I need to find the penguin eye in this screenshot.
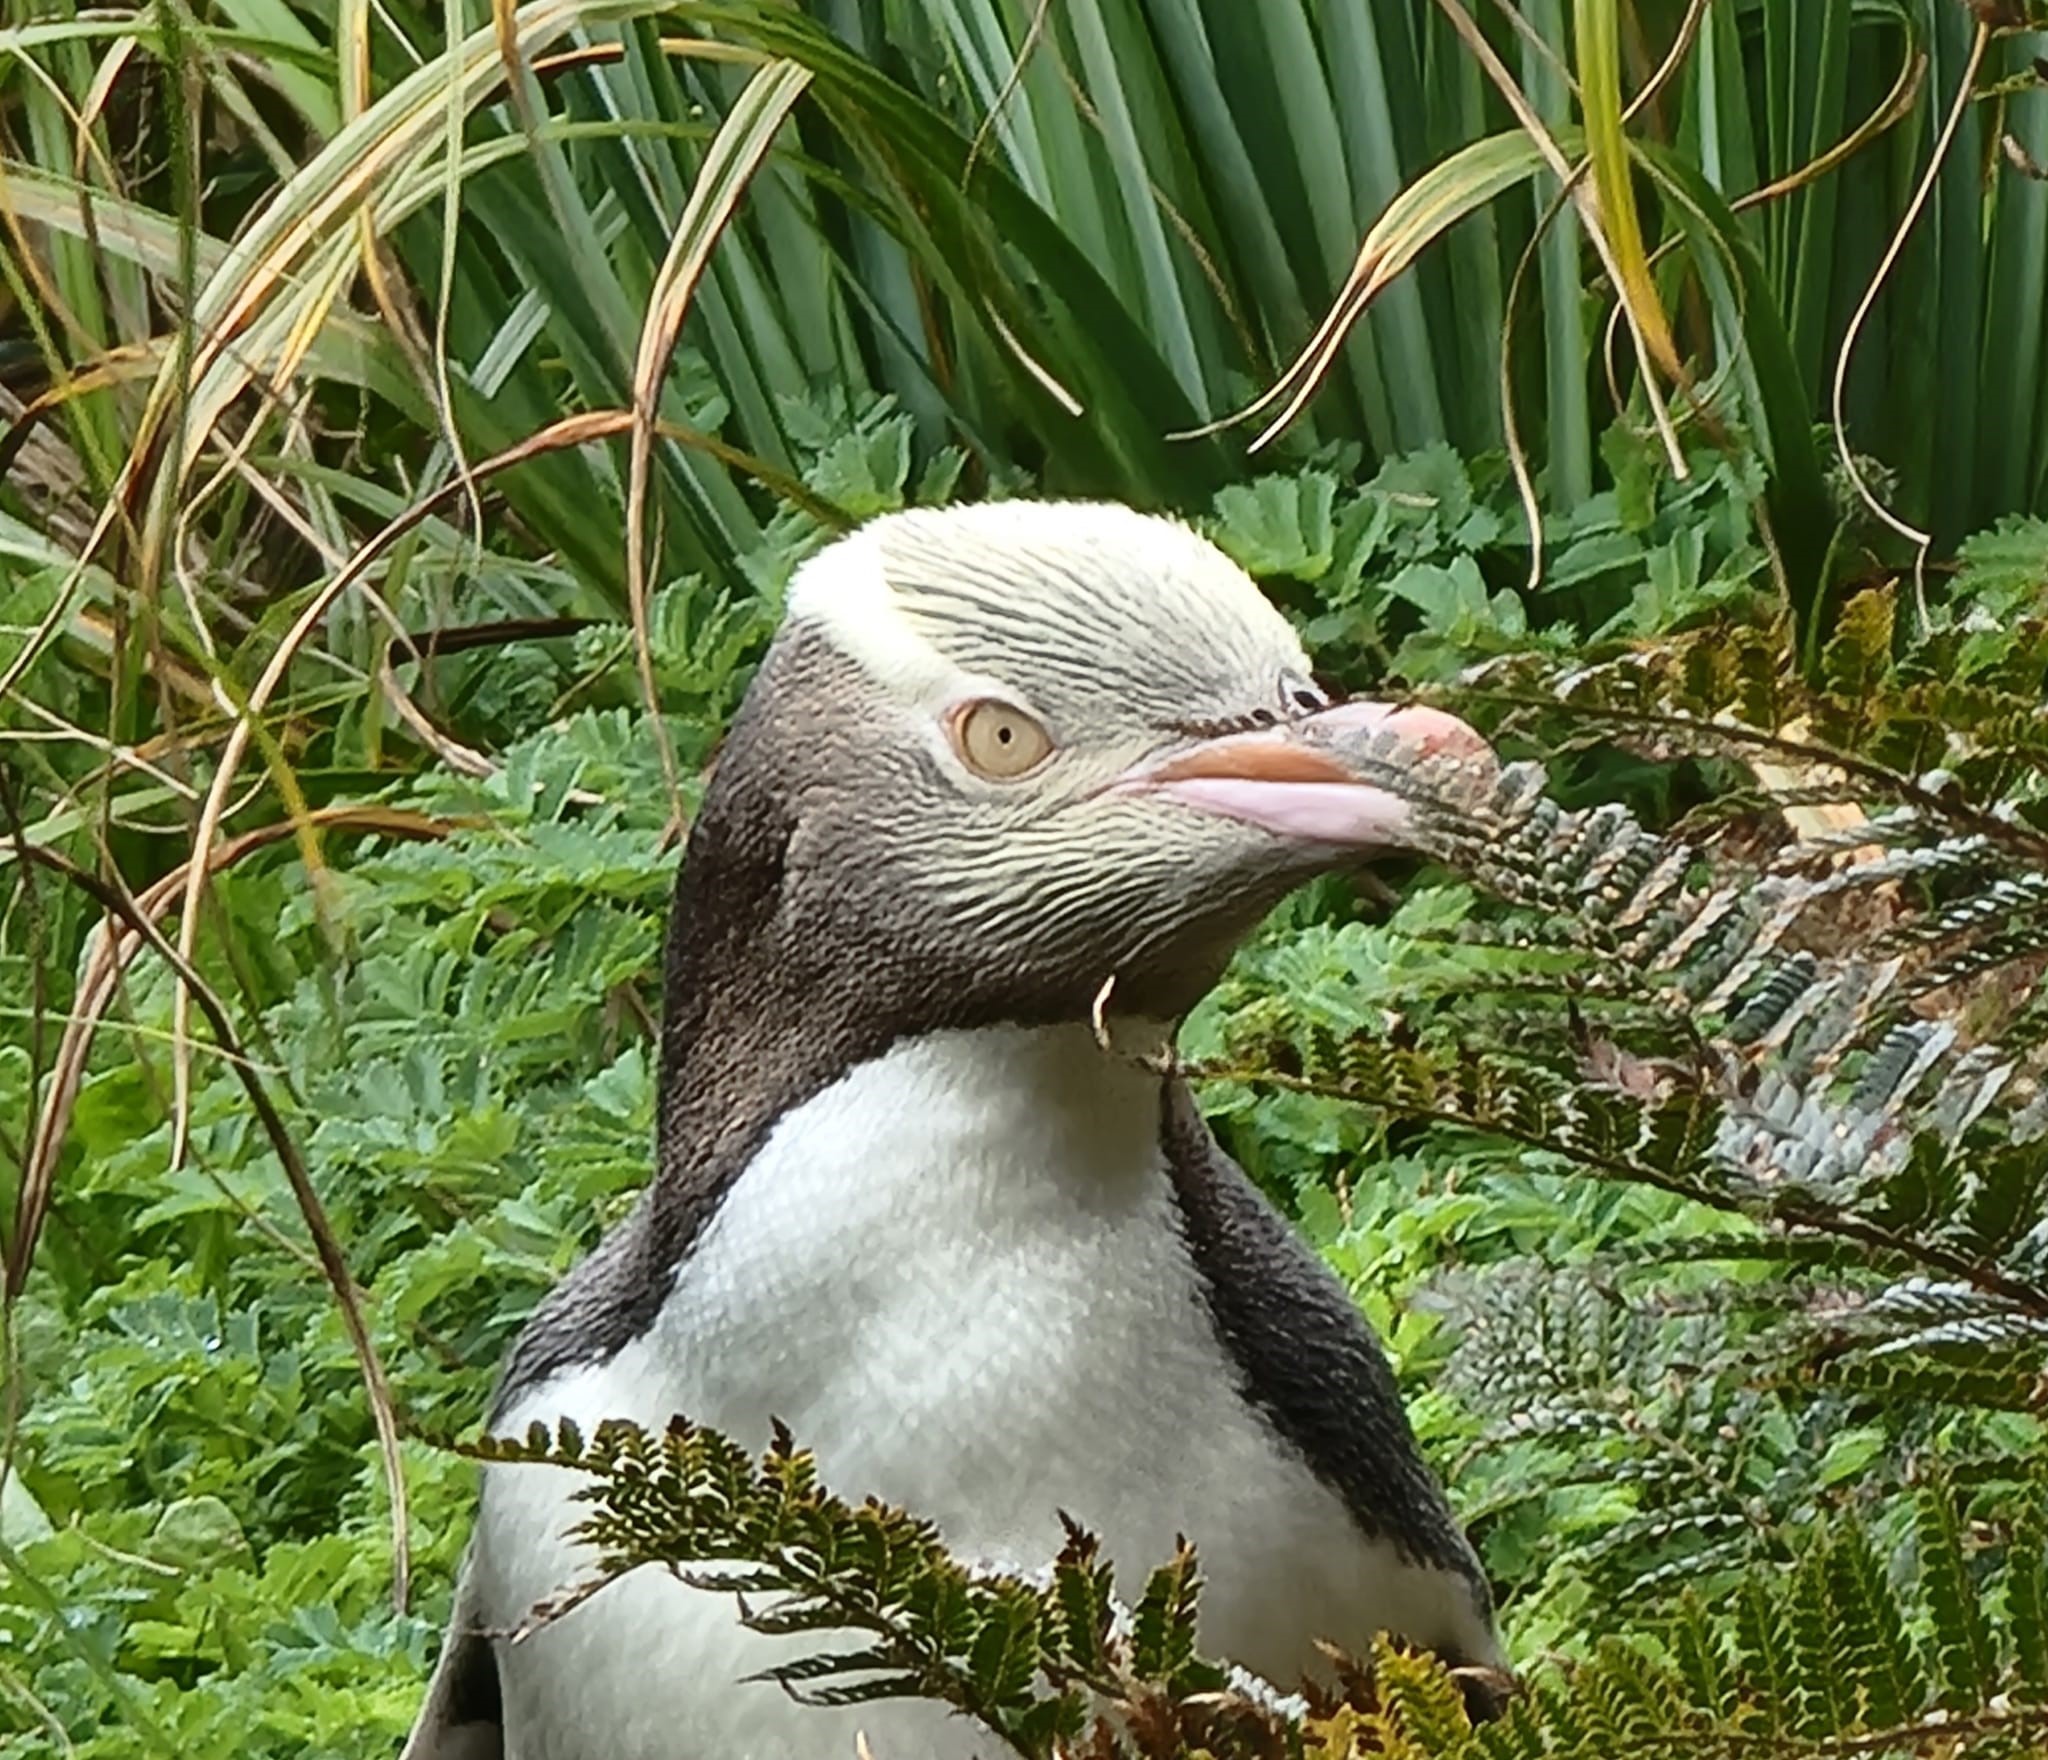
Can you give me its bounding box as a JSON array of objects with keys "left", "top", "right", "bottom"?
[{"left": 950, "top": 698, "right": 1055, "bottom": 780}]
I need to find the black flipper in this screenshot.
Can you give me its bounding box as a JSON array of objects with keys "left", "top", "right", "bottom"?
[
  {"left": 401, "top": 1560, "right": 504, "bottom": 1760},
  {"left": 1158, "top": 1079, "right": 1498, "bottom": 1659}
]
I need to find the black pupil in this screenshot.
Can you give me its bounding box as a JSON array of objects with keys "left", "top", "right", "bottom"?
[
  {"left": 1292, "top": 687, "right": 1322, "bottom": 711},
  {"left": 997, "top": 725, "right": 1012, "bottom": 743}
]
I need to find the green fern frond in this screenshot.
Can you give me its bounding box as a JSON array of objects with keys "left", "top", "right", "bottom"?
[
  {"left": 1369, "top": 1635, "right": 1482, "bottom": 1754},
  {"left": 460, "top": 1416, "right": 1096, "bottom": 1754},
  {"left": 2002, "top": 1473, "right": 2048, "bottom": 1700},
  {"left": 1819, "top": 1522, "right": 1925, "bottom": 1731},
  {"left": 1916, "top": 1469, "right": 1999, "bottom": 1717},
  {"left": 1202, "top": 713, "right": 2048, "bottom": 1442},
  {"left": 1732, "top": 1574, "right": 1801, "bottom": 1736}
]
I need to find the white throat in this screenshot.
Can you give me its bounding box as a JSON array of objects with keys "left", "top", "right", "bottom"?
[{"left": 633, "top": 1019, "right": 1178, "bottom": 1496}]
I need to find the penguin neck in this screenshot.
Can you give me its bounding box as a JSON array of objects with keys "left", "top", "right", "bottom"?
[
  {"left": 656, "top": 959, "right": 1178, "bottom": 1195},
  {"left": 773, "top": 1021, "right": 1178, "bottom": 1220},
  {"left": 644, "top": 800, "right": 1183, "bottom": 1264}
]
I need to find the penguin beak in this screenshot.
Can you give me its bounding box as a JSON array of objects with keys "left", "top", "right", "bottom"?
[{"left": 1121, "top": 701, "right": 1494, "bottom": 850}]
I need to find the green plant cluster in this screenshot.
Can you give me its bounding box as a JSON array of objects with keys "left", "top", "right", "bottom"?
[
  {"left": 6, "top": 0, "right": 2048, "bottom": 1754},
  {"left": 3, "top": 471, "right": 2042, "bottom": 1759}
]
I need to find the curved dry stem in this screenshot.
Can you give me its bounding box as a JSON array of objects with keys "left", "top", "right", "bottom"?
[
  {"left": 1830, "top": 24, "right": 1988, "bottom": 597},
  {"left": 1431, "top": 0, "right": 1686, "bottom": 476},
  {"left": 963, "top": 0, "right": 1056, "bottom": 195},
  {"left": 1047, "top": 44, "right": 1257, "bottom": 370},
  {"left": 1733, "top": 45, "right": 1928, "bottom": 215},
  {"left": 1498, "top": 178, "right": 1577, "bottom": 595},
  {"left": 986, "top": 306, "right": 1086, "bottom": 417},
  {"left": 624, "top": 57, "right": 813, "bottom": 824},
  {"left": 1485, "top": 0, "right": 1578, "bottom": 103},
  {"left": 1493, "top": 0, "right": 1708, "bottom": 588},
  {"left": 0, "top": 56, "right": 122, "bottom": 354},
  {"left": 1625, "top": 0, "right": 1711, "bottom": 129},
  {"left": 0, "top": 338, "right": 162, "bottom": 474},
  {"left": 1246, "top": 283, "right": 1374, "bottom": 453},
  {"left": 75, "top": 38, "right": 140, "bottom": 194},
  {"left": 375, "top": 616, "right": 603, "bottom": 783},
  {"left": 2, "top": 695, "right": 200, "bottom": 799},
  {"left": 376, "top": 643, "right": 498, "bottom": 780}
]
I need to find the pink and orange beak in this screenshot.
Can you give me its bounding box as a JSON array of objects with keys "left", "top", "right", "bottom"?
[{"left": 1120, "top": 700, "right": 1494, "bottom": 850}]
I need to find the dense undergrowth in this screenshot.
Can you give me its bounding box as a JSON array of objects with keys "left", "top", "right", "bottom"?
[
  {"left": 5, "top": 439, "right": 2045, "bottom": 1756},
  {"left": 4, "top": 0, "right": 2048, "bottom": 1755}
]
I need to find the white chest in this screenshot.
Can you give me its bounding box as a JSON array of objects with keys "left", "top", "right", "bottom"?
[{"left": 472, "top": 1025, "right": 1476, "bottom": 1760}]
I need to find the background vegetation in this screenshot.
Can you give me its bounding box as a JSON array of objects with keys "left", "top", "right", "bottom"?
[{"left": 2, "top": 0, "right": 2046, "bottom": 1753}]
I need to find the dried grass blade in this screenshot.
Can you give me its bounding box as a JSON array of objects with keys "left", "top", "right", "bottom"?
[
  {"left": 625, "top": 56, "right": 812, "bottom": 822},
  {"left": 1180, "top": 132, "right": 1547, "bottom": 447},
  {"left": 1575, "top": 0, "right": 1681, "bottom": 379},
  {"left": 1830, "top": 21, "right": 1991, "bottom": 568}
]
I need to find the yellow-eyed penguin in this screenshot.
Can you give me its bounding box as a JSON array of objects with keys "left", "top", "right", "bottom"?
[{"left": 404, "top": 502, "right": 1504, "bottom": 1760}]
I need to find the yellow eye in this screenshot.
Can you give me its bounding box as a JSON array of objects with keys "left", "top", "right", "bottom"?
[{"left": 951, "top": 698, "right": 1054, "bottom": 780}]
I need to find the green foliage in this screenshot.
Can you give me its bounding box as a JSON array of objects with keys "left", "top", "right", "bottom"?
[
  {"left": 7, "top": 0, "right": 2048, "bottom": 1754},
  {"left": 4, "top": 466, "right": 2044, "bottom": 1752},
  {"left": 6, "top": 0, "right": 2047, "bottom": 709},
  {"left": 0, "top": 702, "right": 687, "bottom": 1753}
]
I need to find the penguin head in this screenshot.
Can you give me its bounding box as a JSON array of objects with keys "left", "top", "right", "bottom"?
[{"left": 686, "top": 500, "right": 1493, "bottom": 1025}]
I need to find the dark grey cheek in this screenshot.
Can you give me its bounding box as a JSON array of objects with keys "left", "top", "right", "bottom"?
[
  {"left": 1077, "top": 831, "right": 1351, "bottom": 1011},
  {"left": 821, "top": 829, "right": 1296, "bottom": 1024},
  {"left": 1096, "top": 870, "right": 1304, "bottom": 1015}
]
